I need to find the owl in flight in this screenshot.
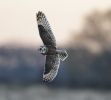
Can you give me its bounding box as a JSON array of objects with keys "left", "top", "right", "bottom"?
[{"left": 36, "top": 11, "right": 68, "bottom": 82}]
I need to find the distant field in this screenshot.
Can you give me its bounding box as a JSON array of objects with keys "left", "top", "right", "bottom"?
[{"left": 0, "top": 85, "right": 110, "bottom": 100}]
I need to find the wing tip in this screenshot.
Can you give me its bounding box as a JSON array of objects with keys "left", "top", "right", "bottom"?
[
  {"left": 43, "top": 73, "right": 53, "bottom": 82},
  {"left": 36, "top": 11, "right": 45, "bottom": 21},
  {"left": 43, "top": 70, "right": 58, "bottom": 82}
]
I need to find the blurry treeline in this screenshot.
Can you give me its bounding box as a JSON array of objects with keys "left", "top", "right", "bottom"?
[
  {"left": 0, "top": 10, "right": 111, "bottom": 89},
  {"left": 68, "top": 10, "right": 111, "bottom": 89}
]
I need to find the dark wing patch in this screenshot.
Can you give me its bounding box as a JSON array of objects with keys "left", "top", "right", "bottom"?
[
  {"left": 37, "top": 11, "right": 56, "bottom": 47},
  {"left": 43, "top": 54, "right": 60, "bottom": 82},
  {"left": 38, "top": 25, "right": 56, "bottom": 47}
]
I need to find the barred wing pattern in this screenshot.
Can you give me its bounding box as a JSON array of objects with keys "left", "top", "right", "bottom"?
[
  {"left": 43, "top": 54, "right": 60, "bottom": 82},
  {"left": 37, "top": 11, "right": 56, "bottom": 47}
]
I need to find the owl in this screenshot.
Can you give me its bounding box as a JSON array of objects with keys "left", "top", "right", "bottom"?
[{"left": 36, "top": 11, "right": 68, "bottom": 82}]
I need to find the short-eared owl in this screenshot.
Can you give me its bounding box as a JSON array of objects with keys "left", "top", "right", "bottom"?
[{"left": 36, "top": 11, "right": 68, "bottom": 82}]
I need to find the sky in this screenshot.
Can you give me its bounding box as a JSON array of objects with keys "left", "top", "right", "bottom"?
[{"left": 0, "top": 0, "right": 111, "bottom": 47}]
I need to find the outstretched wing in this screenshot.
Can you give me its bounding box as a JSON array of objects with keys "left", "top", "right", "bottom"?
[
  {"left": 43, "top": 54, "right": 60, "bottom": 82},
  {"left": 36, "top": 11, "right": 56, "bottom": 47}
]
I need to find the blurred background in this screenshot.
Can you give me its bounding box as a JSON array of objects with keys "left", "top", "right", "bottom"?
[{"left": 0, "top": 0, "right": 111, "bottom": 100}]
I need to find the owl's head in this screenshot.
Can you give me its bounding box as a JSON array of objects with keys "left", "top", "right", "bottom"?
[{"left": 39, "top": 46, "right": 48, "bottom": 55}]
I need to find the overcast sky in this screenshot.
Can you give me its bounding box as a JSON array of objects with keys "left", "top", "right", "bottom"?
[{"left": 0, "top": 0, "right": 111, "bottom": 47}]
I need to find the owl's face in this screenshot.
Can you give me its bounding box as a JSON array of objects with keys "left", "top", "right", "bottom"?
[{"left": 39, "top": 46, "right": 48, "bottom": 55}]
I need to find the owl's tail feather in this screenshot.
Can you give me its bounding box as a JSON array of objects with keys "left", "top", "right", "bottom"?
[{"left": 57, "top": 50, "right": 68, "bottom": 61}]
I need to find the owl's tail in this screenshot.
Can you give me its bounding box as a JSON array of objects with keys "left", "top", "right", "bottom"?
[{"left": 57, "top": 50, "right": 68, "bottom": 61}]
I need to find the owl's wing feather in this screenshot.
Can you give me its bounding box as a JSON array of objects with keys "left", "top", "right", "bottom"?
[
  {"left": 37, "top": 11, "right": 56, "bottom": 47},
  {"left": 43, "top": 54, "right": 60, "bottom": 82}
]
